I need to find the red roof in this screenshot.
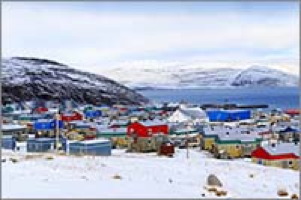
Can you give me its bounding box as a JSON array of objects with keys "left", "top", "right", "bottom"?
[
  {"left": 251, "top": 147, "right": 299, "bottom": 160},
  {"left": 284, "top": 109, "right": 300, "bottom": 115},
  {"left": 35, "top": 107, "right": 48, "bottom": 113}
]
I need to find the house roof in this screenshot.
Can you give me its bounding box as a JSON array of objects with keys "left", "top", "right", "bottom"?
[
  {"left": 279, "top": 127, "right": 298, "bottom": 133},
  {"left": 179, "top": 106, "right": 207, "bottom": 118},
  {"left": 252, "top": 143, "right": 300, "bottom": 159},
  {"left": 138, "top": 120, "right": 167, "bottom": 127},
  {"left": 2, "top": 124, "right": 27, "bottom": 131},
  {"left": 77, "top": 138, "right": 110, "bottom": 144},
  {"left": 263, "top": 142, "right": 299, "bottom": 157}
]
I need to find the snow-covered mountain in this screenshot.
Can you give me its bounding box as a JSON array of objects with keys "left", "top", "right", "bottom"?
[
  {"left": 99, "top": 64, "right": 298, "bottom": 89},
  {"left": 2, "top": 57, "right": 149, "bottom": 105}
]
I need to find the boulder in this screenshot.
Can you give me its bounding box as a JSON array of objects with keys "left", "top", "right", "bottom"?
[
  {"left": 277, "top": 188, "right": 288, "bottom": 197},
  {"left": 207, "top": 174, "right": 223, "bottom": 187}
]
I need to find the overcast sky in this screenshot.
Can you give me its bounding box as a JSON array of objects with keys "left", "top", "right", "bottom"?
[{"left": 3, "top": 2, "right": 299, "bottom": 73}]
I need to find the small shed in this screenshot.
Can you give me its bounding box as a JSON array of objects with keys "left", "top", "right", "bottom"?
[{"left": 68, "top": 139, "right": 111, "bottom": 156}]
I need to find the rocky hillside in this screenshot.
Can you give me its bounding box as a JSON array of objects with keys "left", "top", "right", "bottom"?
[{"left": 2, "top": 57, "right": 149, "bottom": 105}]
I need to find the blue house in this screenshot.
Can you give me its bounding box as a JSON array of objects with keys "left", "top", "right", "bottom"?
[
  {"left": 34, "top": 119, "right": 64, "bottom": 130},
  {"left": 2, "top": 136, "right": 16, "bottom": 150},
  {"left": 27, "top": 137, "right": 67, "bottom": 152},
  {"left": 68, "top": 139, "right": 111, "bottom": 156},
  {"left": 206, "top": 110, "right": 251, "bottom": 122},
  {"left": 84, "top": 110, "right": 102, "bottom": 119}
]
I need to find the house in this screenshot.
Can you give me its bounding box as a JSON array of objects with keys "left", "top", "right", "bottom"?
[
  {"left": 2, "top": 136, "right": 16, "bottom": 150},
  {"left": 95, "top": 126, "right": 128, "bottom": 148},
  {"left": 68, "top": 138, "right": 111, "bottom": 156},
  {"left": 109, "top": 119, "right": 129, "bottom": 128},
  {"left": 129, "top": 111, "right": 149, "bottom": 122},
  {"left": 206, "top": 110, "right": 251, "bottom": 122},
  {"left": 96, "top": 127, "right": 127, "bottom": 138},
  {"left": 127, "top": 120, "right": 169, "bottom": 138},
  {"left": 212, "top": 133, "right": 262, "bottom": 159},
  {"left": 276, "top": 127, "right": 299, "bottom": 142},
  {"left": 251, "top": 142, "right": 300, "bottom": 170},
  {"left": 27, "top": 137, "right": 67, "bottom": 152},
  {"left": 84, "top": 110, "right": 102, "bottom": 119},
  {"left": 168, "top": 104, "right": 209, "bottom": 124},
  {"left": 199, "top": 124, "right": 236, "bottom": 151},
  {"left": 127, "top": 121, "right": 170, "bottom": 153},
  {"left": 33, "top": 119, "right": 64, "bottom": 138},
  {"left": 2, "top": 124, "right": 27, "bottom": 141},
  {"left": 170, "top": 127, "right": 199, "bottom": 136},
  {"left": 18, "top": 113, "right": 52, "bottom": 124},
  {"left": 33, "top": 107, "right": 49, "bottom": 114},
  {"left": 68, "top": 120, "right": 93, "bottom": 130},
  {"left": 61, "top": 112, "right": 83, "bottom": 122},
  {"left": 200, "top": 124, "right": 263, "bottom": 157},
  {"left": 284, "top": 109, "right": 300, "bottom": 117}
]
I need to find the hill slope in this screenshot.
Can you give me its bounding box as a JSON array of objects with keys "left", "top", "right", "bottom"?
[
  {"left": 2, "top": 57, "right": 149, "bottom": 105},
  {"left": 98, "top": 64, "right": 298, "bottom": 89}
]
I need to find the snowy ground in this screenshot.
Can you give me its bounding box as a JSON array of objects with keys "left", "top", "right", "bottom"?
[{"left": 2, "top": 148, "right": 299, "bottom": 198}]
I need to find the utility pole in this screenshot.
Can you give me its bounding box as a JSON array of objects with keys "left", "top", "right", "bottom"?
[
  {"left": 186, "top": 131, "right": 189, "bottom": 159},
  {"left": 55, "top": 113, "right": 60, "bottom": 153}
]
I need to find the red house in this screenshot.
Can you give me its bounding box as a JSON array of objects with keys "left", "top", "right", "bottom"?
[
  {"left": 127, "top": 121, "right": 169, "bottom": 138},
  {"left": 61, "top": 112, "right": 83, "bottom": 122},
  {"left": 284, "top": 109, "right": 300, "bottom": 116},
  {"left": 34, "top": 107, "right": 48, "bottom": 114},
  {"left": 251, "top": 143, "right": 299, "bottom": 170}
]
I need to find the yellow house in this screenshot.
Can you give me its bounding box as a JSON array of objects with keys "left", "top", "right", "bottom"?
[
  {"left": 200, "top": 131, "right": 218, "bottom": 151},
  {"left": 212, "top": 133, "right": 262, "bottom": 159}
]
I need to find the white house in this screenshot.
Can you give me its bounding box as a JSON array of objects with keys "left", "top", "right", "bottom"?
[{"left": 167, "top": 104, "right": 209, "bottom": 124}]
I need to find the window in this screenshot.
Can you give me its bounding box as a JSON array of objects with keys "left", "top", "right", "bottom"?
[
  {"left": 288, "top": 161, "right": 293, "bottom": 166},
  {"left": 236, "top": 145, "right": 240, "bottom": 149}
]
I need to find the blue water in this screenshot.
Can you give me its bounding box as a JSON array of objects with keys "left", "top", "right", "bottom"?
[{"left": 139, "top": 87, "right": 299, "bottom": 110}]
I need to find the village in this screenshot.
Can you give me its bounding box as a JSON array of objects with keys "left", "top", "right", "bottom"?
[
  {"left": 2, "top": 100, "right": 300, "bottom": 170},
  {"left": 2, "top": 100, "right": 300, "bottom": 198}
]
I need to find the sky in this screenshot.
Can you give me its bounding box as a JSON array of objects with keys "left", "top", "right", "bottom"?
[{"left": 2, "top": 2, "right": 299, "bottom": 74}]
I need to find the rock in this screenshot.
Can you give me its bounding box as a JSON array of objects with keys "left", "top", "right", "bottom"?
[
  {"left": 207, "top": 174, "right": 223, "bottom": 187},
  {"left": 249, "top": 174, "right": 254, "bottom": 178},
  {"left": 277, "top": 188, "right": 289, "bottom": 197},
  {"left": 2, "top": 159, "right": 6, "bottom": 163},
  {"left": 112, "top": 174, "right": 122, "bottom": 180},
  {"left": 9, "top": 158, "right": 18, "bottom": 163},
  {"left": 291, "top": 194, "right": 298, "bottom": 200},
  {"left": 45, "top": 156, "right": 54, "bottom": 160},
  {"left": 207, "top": 187, "right": 218, "bottom": 192},
  {"left": 216, "top": 190, "right": 227, "bottom": 196}
]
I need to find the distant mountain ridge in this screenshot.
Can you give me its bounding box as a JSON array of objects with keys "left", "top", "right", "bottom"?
[
  {"left": 98, "top": 64, "right": 298, "bottom": 89},
  {"left": 2, "top": 57, "right": 149, "bottom": 105}
]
